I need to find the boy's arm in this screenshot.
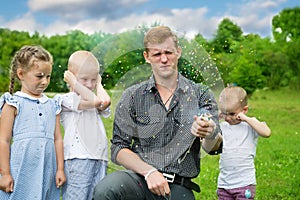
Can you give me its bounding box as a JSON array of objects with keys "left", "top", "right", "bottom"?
[
  {"left": 238, "top": 113, "right": 271, "bottom": 138},
  {"left": 64, "top": 70, "right": 102, "bottom": 110},
  {"left": 96, "top": 75, "right": 111, "bottom": 111}
]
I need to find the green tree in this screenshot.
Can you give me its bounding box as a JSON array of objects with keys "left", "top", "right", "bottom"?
[
  {"left": 215, "top": 34, "right": 267, "bottom": 95},
  {"left": 0, "top": 29, "right": 42, "bottom": 92},
  {"left": 210, "top": 18, "right": 243, "bottom": 53},
  {"left": 272, "top": 7, "right": 300, "bottom": 42},
  {"left": 92, "top": 28, "right": 146, "bottom": 90},
  {"left": 43, "top": 30, "right": 111, "bottom": 92},
  {"left": 285, "top": 37, "right": 300, "bottom": 89},
  {"left": 272, "top": 7, "right": 300, "bottom": 90}
]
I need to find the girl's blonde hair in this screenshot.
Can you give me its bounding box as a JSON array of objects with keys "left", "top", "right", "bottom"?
[{"left": 9, "top": 45, "right": 53, "bottom": 94}]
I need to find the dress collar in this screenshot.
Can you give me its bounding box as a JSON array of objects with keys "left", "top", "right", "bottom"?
[{"left": 15, "top": 91, "right": 49, "bottom": 103}]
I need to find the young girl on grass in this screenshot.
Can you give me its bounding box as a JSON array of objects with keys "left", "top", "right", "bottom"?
[
  {"left": 59, "top": 50, "right": 111, "bottom": 200},
  {"left": 0, "top": 45, "right": 66, "bottom": 199}
]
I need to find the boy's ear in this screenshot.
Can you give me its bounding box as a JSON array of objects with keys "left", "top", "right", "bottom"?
[{"left": 243, "top": 105, "right": 249, "bottom": 113}]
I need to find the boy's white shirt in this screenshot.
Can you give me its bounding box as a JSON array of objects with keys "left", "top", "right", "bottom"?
[
  {"left": 218, "top": 121, "right": 259, "bottom": 189},
  {"left": 60, "top": 92, "right": 110, "bottom": 161}
]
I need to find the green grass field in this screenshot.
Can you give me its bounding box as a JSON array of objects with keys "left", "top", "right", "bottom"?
[{"left": 102, "top": 87, "right": 300, "bottom": 200}]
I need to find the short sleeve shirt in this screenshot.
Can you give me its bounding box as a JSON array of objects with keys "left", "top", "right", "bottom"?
[
  {"left": 218, "top": 121, "right": 259, "bottom": 189},
  {"left": 60, "top": 92, "right": 109, "bottom": 161}
]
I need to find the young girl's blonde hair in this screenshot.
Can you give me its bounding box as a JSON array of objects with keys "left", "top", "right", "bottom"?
[{"left": 9, "top": 45, "right": 53, "bottom": 94}]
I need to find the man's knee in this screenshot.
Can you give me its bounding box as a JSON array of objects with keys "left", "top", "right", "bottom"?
[
  {"left": 93, "top": 182, "right": 109, "bottom": 199},
  {"left": 93, "top": 174, "right": 115, "bottom": 199},
  {"left": 93, "top": 171, "right": 128, "bottom": 200}
]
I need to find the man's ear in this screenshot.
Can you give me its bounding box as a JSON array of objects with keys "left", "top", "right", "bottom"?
[
  {"left": 143, "top": 51, "right": 150, "bottom": 63},
  {"left": 177, "top": 46, "right": 182, "bottom": 59},
  {"left": 16, "top": 68, "right": 24, "bottom": 80}
]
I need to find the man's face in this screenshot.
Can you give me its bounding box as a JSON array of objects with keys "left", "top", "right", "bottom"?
[{"left": 143, "top": 37, "right": 181, "bottom": 79}]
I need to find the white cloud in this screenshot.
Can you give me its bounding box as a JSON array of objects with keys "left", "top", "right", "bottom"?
[
  {"left": 24, "top": 7, "right": 217, "bottom": 39},
  {"left": 228, "top": 14, "right": 273, "bottom": 36},
  {"left": 28, "top": 0, "right": 148, "bottom": 21},
  {"left": 219, "top": 0, "right": 286, "bottom": 37},
  {"left": 29, "top": 0, "right": 92, "bottom": 11},
  {"left": 2, "top": 13, "right": 41, "bottom": 33},
  {"left": 1, "top": 0, "right": 288, "bottom": 39},
  {"left": 28, "top": 0, "right": 147, "bottom": 11},
  {"left": 260, "top": 1, "right": 278, "bottom": 9}
]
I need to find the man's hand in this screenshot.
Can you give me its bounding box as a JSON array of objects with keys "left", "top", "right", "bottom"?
[
  {"left": 145, "top": 171, "right": 170, "bottom": 197},
  {"left": 191, "top": 114, "right": 216, "bottom": 139}
]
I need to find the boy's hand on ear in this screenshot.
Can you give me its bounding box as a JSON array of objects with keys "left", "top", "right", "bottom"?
[{"left": 64, "top": 70, "right": 77, "bottom": 88}]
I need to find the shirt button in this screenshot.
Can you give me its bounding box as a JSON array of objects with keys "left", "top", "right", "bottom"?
[
  {"left": 39, "top": 113, "right": 42, "bottom": 116},
  {"left": 37, "top": 101, "right": 40, "bottom": 104}
]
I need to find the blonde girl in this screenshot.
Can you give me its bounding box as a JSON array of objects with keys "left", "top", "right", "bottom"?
[{"left": 0, "top": 45, "right": 66, "bottom": 199}]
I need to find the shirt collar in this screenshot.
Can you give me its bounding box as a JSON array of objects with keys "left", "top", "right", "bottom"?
[
  {"left": 15, "top": 91, "right": 49, "bottom": 103},
  {"left": 145, "top": 73, "right": 191, "bottom": 94}
]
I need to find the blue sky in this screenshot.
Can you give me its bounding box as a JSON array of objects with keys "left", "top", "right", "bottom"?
[{"left": 0, "top": 0, "right": 299, "bottom": 39}]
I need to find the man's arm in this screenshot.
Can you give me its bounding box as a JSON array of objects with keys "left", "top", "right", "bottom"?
[
  {"left": 116, "top": 148, "right": 170, "bottom": 196},
  {"left": 201, "top": 132, "right": 223, "bottom": 155},
  {"left": 116, "top": 148, "right": 155, "bottom": 177},
  {"left": 191, "top": 86, "right": 221, "bottom": 140},
  {"left": 111, "top": 88, "right": 170, "bottom": 197}
]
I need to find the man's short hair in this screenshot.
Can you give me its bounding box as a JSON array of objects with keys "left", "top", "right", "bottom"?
[{"left": 143, "top": 26, "right": 178, "bottom": 52}]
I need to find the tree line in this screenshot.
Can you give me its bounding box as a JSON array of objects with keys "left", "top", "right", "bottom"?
[{"left": 0, "top": 7, "right": 299, "bottom": 95}]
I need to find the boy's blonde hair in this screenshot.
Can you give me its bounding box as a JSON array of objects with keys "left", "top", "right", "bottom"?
[
  {"left": 67, "top": 50, "right": 100, "bottom": 74},
  {"left": 219, "top": 86, "right": 248, "bottom": 108}
]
